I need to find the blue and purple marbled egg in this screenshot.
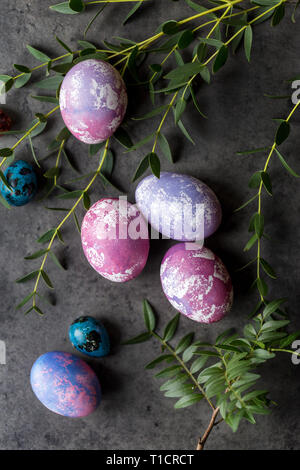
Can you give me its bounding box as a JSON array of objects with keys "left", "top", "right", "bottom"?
[
  {"left": 69, "top": 316, "right": 110, "bottom": 358},
  {"left": 81, "top": 198, "right": 149, "bottom": 282},
  {"left": 0, "top": 160, "right": 37, "bottom": 206},
  {"left": 30, "top": 351, "right": 101, "bottom": 418},
  {"left": 160, "top": 243, "right": 233, "bottom": 324},
  {"left": 59, "top": 59, "right": 127, "bottom": 144},
  {"left": 135, "top": 172, "right": 222, "bottom": 241}
]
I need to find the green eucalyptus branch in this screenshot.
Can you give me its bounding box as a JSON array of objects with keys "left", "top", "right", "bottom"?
[
  {"left": 50, "top": 0, "right": 147, "bottom": 17},
  {"left": 129, "top": 0, "right": 288, "bottom": 181},
  {"left": 124, "top": 299, "right": 290, "bottom": 448},
  {"left": 0, "top": 0, "right": 298, "bottom": 451},
  {"left": 0, "top": 105, "right": 60, "bottom": 170},
  {"left": 270, "top": 348, "right": 300, "bottom": 356},
  {"left": 42, "top": 138, "right": 66, "bottom": 197},
  {"left": 1, "top": 0, "right": 255, "bottom": 186},
  {"left": 149, "top": 2, "right": 233, "bottom": 158},
  {"left": 239, "top": 99, "right": 300, "bottom": 304},
  {"left": 0, "top": 0, "right": 296, "bottom": 321},
  {"left": 0, "top": 1, "right": 236, "bottom": 106},
  {"left": 151, "top": 327, "right": 215, "bottom": 411},
  {"left": 16, "top": 139, "right": 110, "bottom": 315},
  {"left": 256, "top": 100, "right": 300, "bottom": 299}
]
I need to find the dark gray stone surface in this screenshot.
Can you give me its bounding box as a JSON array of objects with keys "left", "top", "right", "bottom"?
[{"left": 0, "top": 0, "right": 300, "bottom": 450}]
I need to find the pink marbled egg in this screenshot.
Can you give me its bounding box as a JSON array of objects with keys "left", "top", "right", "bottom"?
[
  {"left": 81, "top": 198, "right": 150, "bottom": 282},
  {"left": 160, "top": 243, "right": 233, "bottom": 323},
  {"left": 59, "top": 59, "right": 127, "bottom": 144}
]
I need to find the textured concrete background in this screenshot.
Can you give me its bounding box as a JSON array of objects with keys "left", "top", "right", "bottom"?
[{"left": 0, "top": 0, "right": 300, "bottom": 450}]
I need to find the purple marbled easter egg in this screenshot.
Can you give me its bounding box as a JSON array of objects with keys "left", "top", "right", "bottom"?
[
  {"left": 30, "top": 351, "right": 101, "bottom": 418},
  {"left": 59, "top": 59, "right": 128, "bottom": 144},
  {"left": 135, "top": 172, "right": 222, "bottom": 242},
  {"left": 81, "top": 198, "right": 150, "bottom": 282},
  {"left": 160, "top": 243, "right": 233, "bottom": 323}
]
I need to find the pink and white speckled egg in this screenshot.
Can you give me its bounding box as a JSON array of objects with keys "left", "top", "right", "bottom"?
[
  {"left": 160, "top": 243, "right": 233, "bottom": 323},
  {"left": 81, "top": 198, "right": 150, "bottom": 282},
  {"left": 59, "top": 59, "right": 128, "bottom": 144}
]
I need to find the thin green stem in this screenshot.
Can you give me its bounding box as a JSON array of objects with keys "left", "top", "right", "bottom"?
[
  {"left": 270, "top": 348, "right": 300, "bottom": 357},
  {"left": 112, "top": 0, "right": 245, "bottom": 66},
  {"left": 12, "top": 0, "right": 246, "bottom": 84},
  {"left": 151, "top": 330, "right": 216, "bottom": 411},
  {"left": 0, "top": 105, "right": 60, "bottom": 169},
  {"left": 86, "top": 0, "right": 147, "bottom": 3},
  {"left": 12, "top": 49, "right": 120, "bottom": 81},
  {"left": 151, "top": 94, "right": 177, "bottom": 153},
  {"left": 219, "top": 354, "right": 248, "bottom": 411},
  {"left": 32, "top": 139, "right": 110, "bottom": 307},
  {"left": 13, "top": 106, "right": 59, "bottom": 151},
  {"left": 181, "top": 3, "right": 232, "bottom": 103},
  {"left": 149, "top": 3, "right": 259, "bottom": 86},
  {"left": 150, "top": 1, "right": 239, "bottom": 154},
  {"left": 149, "top": 45, "right": 178, "bottom": 84},
  {"left": 179, "top": 0, "right": 244, "bottom": 26},
  {"left": 256, "top": 99, "right": 300, "bottom": 300},
  {"left": 54, "top": 140, "right": 65, "bottom": 187},
  {"left": 193, "top": 5, "right": 260, "bottom": 33},
  {"left": 13, "top": 54, "right": 74, "bottom": 80}
]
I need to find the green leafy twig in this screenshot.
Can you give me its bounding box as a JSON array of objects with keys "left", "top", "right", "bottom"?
[
  {"left": 50, "top": 0, "right": 147, "bottom": 15},
  {"left": 0, "top": 0, "right": 294, "bottom": 320},
  {"left": 129, "top": 0, "right": 287, "bottom": 181},
  {"left": 0, "top": 106, "right": 59, "bottom": 169},
  {"left": 125, "top": 293, "right": 300, "bottom": 448},
  {"left": 151, "top": 2, "right": 233, "bottom": 154},
  {"left": 124, "top": 299, "right": 293, "bottom": 442},
  {"left": 241, "top": 99, "right": 300, "bottom": 303},
  {"left": 16, "top": 139, "right": 110, "bottom": 315},
  {"left": 41, "top": 138, "right": 66, "bottom": 199},
  {"left": 49, "top": 0, "right": 147, "bottom": 38}
]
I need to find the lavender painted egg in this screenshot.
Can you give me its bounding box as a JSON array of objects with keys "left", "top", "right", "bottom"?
[
  {"left": 81, "top": 198, "right": 150, "bottom": 282},
  {"left": 160, "top": 243, "right": 233, "bottom": 323},
  {"left": 59, "top": 59, "right": 127, "bottom": 144},
  {"left": 135, "top": 172, "right": 222, "bottom": 241},
  {"left": 30, "top": 351, "right": 101, "bottom": 418}
]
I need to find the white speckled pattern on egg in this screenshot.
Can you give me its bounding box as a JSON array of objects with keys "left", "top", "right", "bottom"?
[
  {"left": 160, "top": 243, "right": 233, "bottom": 323},
  {"left": 81, "top": 198, "right": 150, "bottom": 283},
  {"left": 60, "top": 59, "right": 128, "bottom": 144},
  {"left": 135, "top": 172, "right": 222, "bottom": 241}
]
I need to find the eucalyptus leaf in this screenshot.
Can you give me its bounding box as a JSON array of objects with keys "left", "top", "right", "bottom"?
[
  {"left": 174, "top": 393, "right": 203, "bottom": 409},
  {"left": 16, "top": 271, "right": 39, "bottom": 283},
  {"left": 143, "top": 299, "right": 156, "bottom": 332},
  {"left": 41, "top": 270, "right": 54, "bottom": 289},
  {"left": 163, "top": 314, "right": 180, "bottom": 342},
  {"left": 122, "top": 332, "right": 152, "bottom": 345}
]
